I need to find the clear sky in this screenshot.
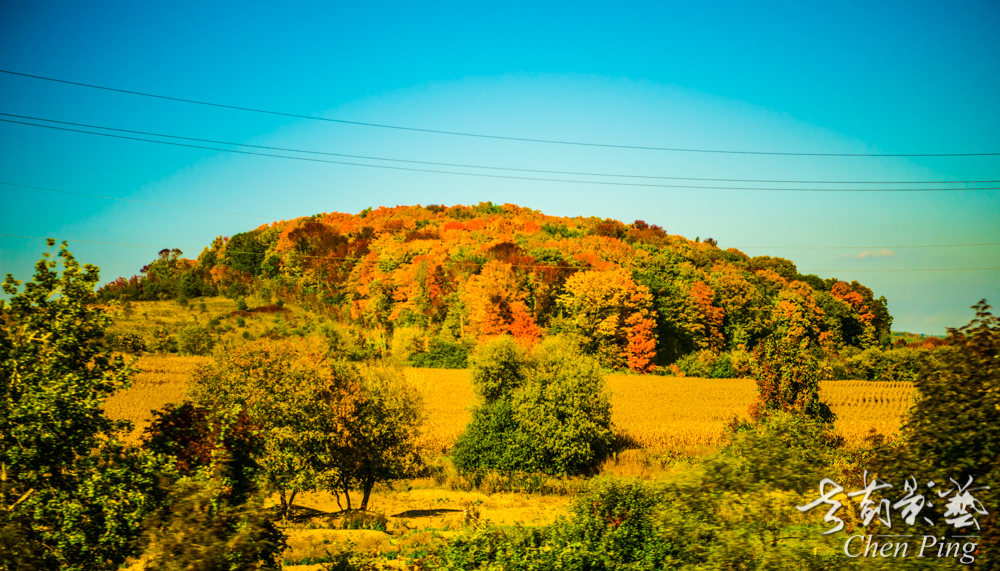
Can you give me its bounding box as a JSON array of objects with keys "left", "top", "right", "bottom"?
[{"left": 1, "top": 1, "right": 997, "bottom": 334}]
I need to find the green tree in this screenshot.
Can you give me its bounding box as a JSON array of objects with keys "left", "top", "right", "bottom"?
[
  {"left": 0, "top": 240, "right": 163, "bottom": 570},
  {"left": 748, "top": 336, "right": 835, "bottom": 424},
  {"left": 880, "top": 299, "right": 999, "bottom": 569},
  {"left": 334, "top": 364, "right": 424, "bottom": 510},
  {"left": 453, "top": 336, "right": 614, "bottom": 476},
  {"left": 189, "top": 338, "right": 358, "bottom": 517}
]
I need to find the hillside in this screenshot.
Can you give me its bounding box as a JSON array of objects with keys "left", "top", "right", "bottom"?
[{"left": 98, "top": 202, "right": 892, "bottom": 372}]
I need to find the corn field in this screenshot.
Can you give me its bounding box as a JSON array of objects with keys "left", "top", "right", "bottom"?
[{"left": 104, "top": 356, "right": 915, "bottom": 452}]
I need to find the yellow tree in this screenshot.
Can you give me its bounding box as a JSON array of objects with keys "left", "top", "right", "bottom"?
[
  {"left": 462, "top": 260, "right": 540, "bottom": 344},
  {"left": 685, "top": 280, "right": 726, "bottom": 353},
  {"left": 558, "top": 268, "right": 658, "bottom": 372}
]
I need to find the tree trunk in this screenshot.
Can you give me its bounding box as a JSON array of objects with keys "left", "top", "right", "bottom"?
[
  {"left": 278, "top": 489, "right": 288, "bottom": 518},
  {"left": 360, "top": 475, "right": 376, "bottom": 510},
  {"left": 343, "top": 483, "right": 352, "bottom": 511}
]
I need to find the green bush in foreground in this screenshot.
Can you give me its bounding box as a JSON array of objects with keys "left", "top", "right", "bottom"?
[{"left": 453, "top": 336, "right": 614, "bottom": 477}]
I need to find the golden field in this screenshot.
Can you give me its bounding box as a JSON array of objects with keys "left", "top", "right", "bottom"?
[{"left": 105, "top": 355, "right": 913, "bottom": 451}]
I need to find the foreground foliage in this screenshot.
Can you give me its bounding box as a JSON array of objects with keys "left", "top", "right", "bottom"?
[{"left": 0, "top": 241, "right": 163, "bottom": 570}]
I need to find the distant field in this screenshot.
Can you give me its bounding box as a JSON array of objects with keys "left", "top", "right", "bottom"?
[
  {"left": 106, "top": 355, "right": 913, "bottom": 450},
  {"left": 103, "top": 354, "right": 209, "bottom": 442}
]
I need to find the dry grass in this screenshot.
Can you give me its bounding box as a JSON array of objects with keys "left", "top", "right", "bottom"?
[
  {"left": 104, "top": 296, "right": 327, "bottom": 349},
  {"left": 104, "top": 354, "right": 914, "bottom": 453},
  {"left": 606, "top": 374, "right": 756, "bottom": 452},
  {"left": 103, "top": 354, "right": 210, "bottom": 443},
  {"left": 819, "top": 380, "right": 914, "bottom": 447},
  {"left": 403, "top": 368, "right": 476, "bottom": 456}
]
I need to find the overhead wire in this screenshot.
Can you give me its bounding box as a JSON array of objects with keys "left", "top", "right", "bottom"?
[
  {"left": 2, "top": 112, "right": 997, "bottom": 185},
  {"left": 0, "top": 181, "right": 272, "bottom": 219},
  {"left": 3, "top": 117, "right": 999, "bottom": 192},
  {"left": 4, "top": 235, "right": 998, "bottom": 273},
  {"left": 3, "top": 68, "right": 998, "bottom": 157}
]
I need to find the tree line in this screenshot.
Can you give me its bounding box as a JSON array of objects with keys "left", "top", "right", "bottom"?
[{"left": 96, "top": 202, "right": 893, "bottom": 374}]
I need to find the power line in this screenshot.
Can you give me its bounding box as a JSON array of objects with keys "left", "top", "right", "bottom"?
[
  {"left": 801, "top": 268, "right": 1000, "bottom": 272},
  {"left": 5, "top": 235, "right": 999, "bottom": 272},
  {"left": 3, "top": 68, "right": 998, "bottom": 158},
  {"left": 4, "top": 118, "right": 999, "bottom": 193},
  {"left": 0, "top": 182, "right": 273, "bottom": 219},
  {"left": 3, "top": 112, "right": 997, "bottom": 186},
  {"left": 0, "top": 233, "right": 160, "bottom": 248},
  {"left": 741, "top": 243, "right": 1000, "bottom": 250}
]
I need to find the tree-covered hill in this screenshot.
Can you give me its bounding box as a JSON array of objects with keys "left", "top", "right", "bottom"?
[{"left": 98, "top": 202, "right": 891, "bottom": 372}]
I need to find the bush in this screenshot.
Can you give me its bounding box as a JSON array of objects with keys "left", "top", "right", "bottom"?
[
  {"left": 139, "top": 476, "right": 285, "bottom": 571},
  {"left": 749, "top": 336, "right": 835, "bottom": 424},
  {"left": 410, "top": 339, "right": 469, "bottom": 369},
  {"left": 109, "top": 331, "right": 147, "bottom": 354},
  {"left": 149, "top": 326, "right": 178, "bottom": 353},
  {"left": 453, "top": 336, "right": 614, "bottom": 476},
  {"left": 842, "top": 346, "right": 926, "bottom": 382},
  {"left": 676, "top": 349, "right": 736, "bottom": 378},
  {"left": 177, "top": 325, "right": 215, "bottom": 356},
  {"left": 389, "top": 326, "right": 424, "bottom": 362},
  {"left": 879, "top": 300, "right": 1000, "bottom": 568}
]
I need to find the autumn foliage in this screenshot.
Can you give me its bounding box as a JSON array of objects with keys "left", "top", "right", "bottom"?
[{"left": 98, "top": 202, "right": 892, "bottom": 371}]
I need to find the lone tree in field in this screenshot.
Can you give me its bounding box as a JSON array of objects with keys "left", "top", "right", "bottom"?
[
  {"left": 190, "top": 338, "right": 424, "bottom": 513},
  {"left": 190, "top": 338, "right": 360, "bottom": 516},
  {"left": 0, "top": 240, "right": 161, "bottom": 570},
  {"left": 453, "top": 336, "right": 614, "bottom": 476},
  {"left": 748, "top": 336, "right": 835, "bottom": 424},
  {"left": 333, "top": 364, "right": 424, "bottom": 510}
]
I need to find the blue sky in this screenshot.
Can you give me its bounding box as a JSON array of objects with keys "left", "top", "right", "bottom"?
[{"left": 1, "top": 1, "right": 998, "bottom": 334}]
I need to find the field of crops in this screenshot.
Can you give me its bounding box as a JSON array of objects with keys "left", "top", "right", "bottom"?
[
  {"left": 105, "top": 355, "right": 914, "bottom": 452},
  {"left": 103, "top": 354, "right": 210, "bottom": 443}
]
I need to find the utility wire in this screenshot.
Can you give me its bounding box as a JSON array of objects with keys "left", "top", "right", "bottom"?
[
  {"left": 5, "top": 235, "right": 999, "bottom": 272},
  {"left": 801, "top": 268, "right": 1000, "bottom": 272},
  {"left": 3, "top": 69, "right": 998, "bottom": 157},
  {"left": 0, "top": 233, "right": 160, "bottom": 248},
  {"left": 0, "top": 181, "right": 273, "bottom": 219},
  {"left": 3, "top": 112, "right": 997, "bottom": 185},
  {"left": 741, "top": 244, "right": 1000, "bottom": 250},
  {"left": 4, "top": 118, "right": 999, "bottom": 192}
]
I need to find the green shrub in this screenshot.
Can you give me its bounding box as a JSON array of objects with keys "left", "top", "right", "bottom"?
[
  {"left": 674, "top": 350, "right": 714, "bottom": 377},
  {"left": 236, "top": 317, "right": 246, "bottom": 327},
  {"left": 710, "top": 352, "right": 734, "bottom": 378},
  {"left": 879, "top": 300, "right": 1000, "bottom": 568},
  {"left": 176, "top": 295, "right": 189, "bottom": 307},
  {"left": 177, "top": 325, "right": 215, "bottom": 356},
  {"left": 236, "top": 297, "right": 248, "bottom": 311},
  {"left": 410, "top": 339, "right": 469, "bottom": 369},
  {"left": 149, "top": 327, "right": 178, "bottom": 353},
  {"left": 453, "top": 336, "right": 613, "bottom": 476},
  {"left": 139, "top": 476, "right": 285, "bottom": 571},
  {"left": 109, "top": 332, "right": 147, "bottom": 354},
  {"left": 842, "top": 346, "right": 926, "bottom": 382}
]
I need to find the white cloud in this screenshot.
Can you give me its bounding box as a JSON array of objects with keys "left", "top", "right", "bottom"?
[{"left": 847, "top": 249, "right": 897, "bottom": 259}]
